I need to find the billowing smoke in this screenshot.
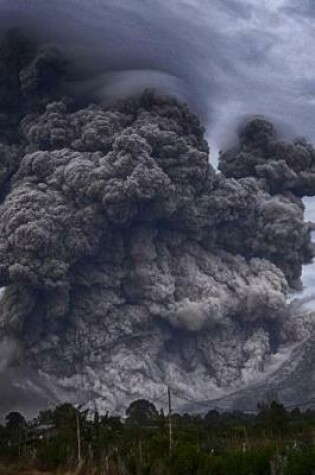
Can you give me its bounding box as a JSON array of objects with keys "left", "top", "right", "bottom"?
[
  {"left": 0, "top": 337, "right": 19, "bottom": 372},
  {"left": 0, "top": 30, "right": 314, "bottom": 412},
  {"left": 219, "top": 118, "right": 315, "bottom": 197}
]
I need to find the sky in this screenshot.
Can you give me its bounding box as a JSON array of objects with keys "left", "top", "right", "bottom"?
[{"left": 0, "top": 0, "right": 315, "bottom": 155}]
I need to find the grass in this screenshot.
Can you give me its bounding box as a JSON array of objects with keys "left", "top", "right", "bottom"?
[{"left": 0, "top": 463, "right": 88, "bottom": 475}]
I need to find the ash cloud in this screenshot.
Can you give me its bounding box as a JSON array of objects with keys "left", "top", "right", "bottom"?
[
  {"left": 3, "top": 0, "right": 315, "bottom": 151},
  {"left": 0, "top": 29, "right": 314, "bottom": 412},
  {"left": 219, "top": 118, "right": 315, "bottom": 197}
]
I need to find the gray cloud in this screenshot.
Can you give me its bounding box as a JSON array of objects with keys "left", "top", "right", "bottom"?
[
  {"left": 282, "top": 0, "right": 315, "bottom": 17},
  {"left": 1, "top": 0, "right": 315, "bottom": 149}
]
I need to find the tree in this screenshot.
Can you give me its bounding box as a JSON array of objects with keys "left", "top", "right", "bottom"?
[
  {"left": 258, "top": 400, "right": 288, "bottom": 436},
  {"left": 5, "top": 411, "right": 27, "bottom": 456},
  {"left": 5, "top": 411, "right": 26, "bottom": 428},
  {"left": 126, "top": 399, "right": 158, "bottom": 426}
]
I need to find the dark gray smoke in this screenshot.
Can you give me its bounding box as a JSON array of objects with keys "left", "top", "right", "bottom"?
[
  {"left": 219, "top": 118, "right": 315, "bottom": 197},
  {"left": 3, "top": 0, "right": 315, "bottom": 151},
  {"left": 0, "top": 31, "right": 314, "bottom": 412}
]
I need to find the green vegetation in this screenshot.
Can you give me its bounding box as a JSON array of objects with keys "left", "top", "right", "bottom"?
[{"left": 0, "top": 400, "right": 314, "bottom": 474}]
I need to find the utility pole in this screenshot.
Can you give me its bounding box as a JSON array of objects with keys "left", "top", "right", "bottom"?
[
  {"left": 242, "top": 426, "right": 248, "bottom": 453},
  {"left": 168, "top": 386, "right": 173, "bottom": 457},
  {"left": 76, "top": 409, "right": 81, "bottom": 465}
]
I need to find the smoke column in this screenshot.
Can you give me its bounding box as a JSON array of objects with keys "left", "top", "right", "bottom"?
[{"left": 0, "top": 0, "right": 314, "bottom": 414}]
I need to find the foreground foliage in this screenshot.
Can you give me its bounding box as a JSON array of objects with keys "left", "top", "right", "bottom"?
[{"left": 0, "top": 400, "right": 314, "bottom": 474}]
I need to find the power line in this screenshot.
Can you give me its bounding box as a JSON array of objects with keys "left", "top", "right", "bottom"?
[{"left": 151, "top": 386, "right": 315, "bottom": 413}]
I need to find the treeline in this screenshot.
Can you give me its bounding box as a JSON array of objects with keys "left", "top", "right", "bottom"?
[{"left": 0, "top": 399, "right": 314, "bottom": 474}]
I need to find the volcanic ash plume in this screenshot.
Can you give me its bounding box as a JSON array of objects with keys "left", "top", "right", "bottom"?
[{"left": 0, "top": 31, "right": 314, "bottom": 411}]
